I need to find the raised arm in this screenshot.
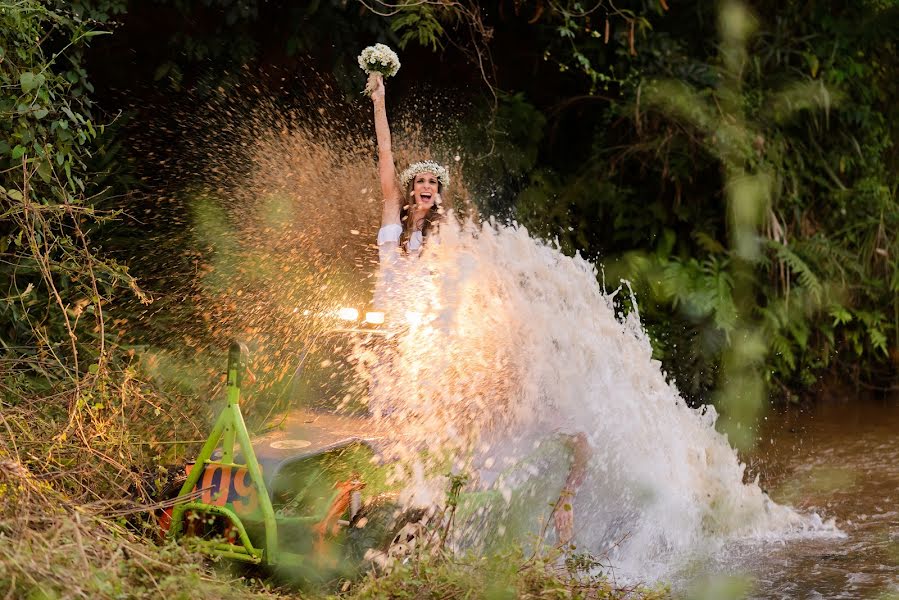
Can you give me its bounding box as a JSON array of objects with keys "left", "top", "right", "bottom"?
[{"left": 369, "top": 73, "right": 402, "bottom": 227}]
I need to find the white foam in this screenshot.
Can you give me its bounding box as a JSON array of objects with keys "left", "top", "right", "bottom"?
[{"left": 355, "top": 216, "right": 839, "bottom": 579}]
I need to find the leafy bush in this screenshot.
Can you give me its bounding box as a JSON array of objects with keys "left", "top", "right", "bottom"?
[{"left": 1, "top": 0, "right": 140, "bottom": 385}]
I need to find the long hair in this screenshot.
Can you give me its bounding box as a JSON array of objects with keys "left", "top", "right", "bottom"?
[{"left": 399, "top": 178, "right": 443, "bottom": 253}]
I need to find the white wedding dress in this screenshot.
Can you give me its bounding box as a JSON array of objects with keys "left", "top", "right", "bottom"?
[{"left": 373, "top": 223, "right": 427, "bottom": 310}]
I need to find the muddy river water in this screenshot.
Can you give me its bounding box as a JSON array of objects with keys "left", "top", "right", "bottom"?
[{"left": 704, "top": 397, "right": 899, "bottom": 599}]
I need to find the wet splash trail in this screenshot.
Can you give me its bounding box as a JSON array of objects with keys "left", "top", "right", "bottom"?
[{"left": 357, "top": 217, "right": 839, "bottom": 581}]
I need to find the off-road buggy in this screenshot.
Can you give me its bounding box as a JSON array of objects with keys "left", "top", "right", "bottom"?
[{"left": 159, "top": 312, "right": 576, "bottom": 578}]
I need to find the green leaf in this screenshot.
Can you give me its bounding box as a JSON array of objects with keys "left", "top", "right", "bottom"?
[
  {"left": 574, "top": 51, "right": 591, "bottom": 70},
  {"left": 37, "top": 159, "right": 52, "bottom": 182},
  {"left": 11, "top": 145, "right": 26, "bottom": 160},
  {"left": 869, "top": 328, "right": 888, "bottom": 356},
  {"left": 829, "top": 306, "right": 852, "bottom": 326},
  {"left": 34, "top": 107, "right": 49, "bottom": 120},
  {"left": 20, "top": 72, "right": 45, "bottom": 93},
  {"left": 80, "top": 30, "right": 111, "bottom": 39},
  {"left": 769, "top": 241, "right": 823, "bottom": 304},
  {"left": 20, "top": 72, "right": 36, "bottom": 92}
]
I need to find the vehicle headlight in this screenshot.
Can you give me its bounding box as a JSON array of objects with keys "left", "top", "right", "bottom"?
[
  {"left": 337, "top": 307, "right": 359, "bottom": 321},
  {"left": 365, "top": 311, "right": 385, "bottom": 325}
]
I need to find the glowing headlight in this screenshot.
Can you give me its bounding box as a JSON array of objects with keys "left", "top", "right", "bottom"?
[
  {"left": 365, "top": 311, "right": 385, "bottom": 325},
  {"left": 337, "top": 307, "right": 359, "bottom": 321}
]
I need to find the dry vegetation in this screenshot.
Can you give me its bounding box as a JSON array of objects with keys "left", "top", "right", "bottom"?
[
  {"left": 0, "top": 363, "right": 275, "bottom": 599},
  {"left": 0, "top": 361, "right": 667, "bottom": 599}
]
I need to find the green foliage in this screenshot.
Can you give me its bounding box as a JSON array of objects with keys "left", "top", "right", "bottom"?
[
  {"left": 509, "top": 0, "right": 899, "bottom": 402},
  {"left": 449, "top": 92, "right": 549, "bottom": 216},
  {"left": 390, "top": 3, "right": 446, "bottom": 51},
  {"left": 0, "top": 0, "right": 141, "bottom": 380},
  {"left": 1, "top": 2, "right": 108, "bottom": 195},
  {"left": 538, "top": 1, "right": 655, "bottom": 92}
]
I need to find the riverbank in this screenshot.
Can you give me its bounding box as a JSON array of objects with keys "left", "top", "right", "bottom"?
[{"left": 5, "top": 367, "right": 896, "bottom": 597}]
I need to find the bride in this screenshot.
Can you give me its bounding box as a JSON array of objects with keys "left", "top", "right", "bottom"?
[
  {"left": 367, "top": 71, "right": 448, "bottom": 268},
  {"left": 364, "top": 63, "right": 586, "bottom": 549}
]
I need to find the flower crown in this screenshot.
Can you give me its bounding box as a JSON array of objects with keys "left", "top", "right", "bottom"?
[{"left": 400, "top": 161, "right": 450, "bottom": 190}]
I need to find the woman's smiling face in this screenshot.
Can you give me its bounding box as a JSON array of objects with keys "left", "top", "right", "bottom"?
[{"left": 411, "top": 172, "right": 440, "bottom": 211}]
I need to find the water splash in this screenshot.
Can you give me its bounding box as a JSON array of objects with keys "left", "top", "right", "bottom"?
[
  {"left": 355, "top": 215, "right": 838, "bottom": 580},
  {"left": 141, "top": 84, "right": 838, "bottom": 580}
]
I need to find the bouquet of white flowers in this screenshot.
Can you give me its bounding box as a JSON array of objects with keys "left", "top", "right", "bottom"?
[{"left": 358, "top": 44, "right": 401, "bottom": 78}]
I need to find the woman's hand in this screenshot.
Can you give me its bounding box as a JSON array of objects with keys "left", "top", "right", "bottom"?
[{"left": 367, "top": 72, "right": 385, "bottom": 102}]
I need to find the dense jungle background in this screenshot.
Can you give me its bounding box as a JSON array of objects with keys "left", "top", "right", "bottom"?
[{"left": 1, "top": 0, "right": 897, "bottom": 598}]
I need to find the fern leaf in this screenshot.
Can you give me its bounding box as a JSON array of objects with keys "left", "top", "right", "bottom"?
[{"left": 768, "top": 240, "right": 824, "bottom": 304}]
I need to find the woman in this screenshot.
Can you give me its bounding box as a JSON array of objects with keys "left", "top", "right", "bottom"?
[
  {"left": 365, "top": 71, "right": 449, "bottom": 416},
  {"left": 366, "top": 70, "right": 585, "bottom": 548},
  {"left": 367, "top": 72, "right": 447, "bottom": 270}
]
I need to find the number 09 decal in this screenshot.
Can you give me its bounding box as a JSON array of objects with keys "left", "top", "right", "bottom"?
[{"left": 190, "top": 464, "right": 262, "bottom": 515}]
